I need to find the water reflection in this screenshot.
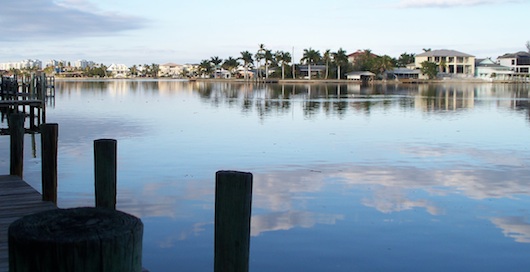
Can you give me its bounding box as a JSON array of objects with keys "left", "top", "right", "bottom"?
[
  {"left": 190, "top": 82, "right": 530, "bottom": 119},
  {"left": 251, "top": 211, "right": 344, "bottom": 236},
  {"left": 2, "top": 80, "right": 530, "bottom": 271},
  {"left": 491, "top": 217, "right": 530, "bottom": 243},
  {"left": 53, "top": 80, "right": 530, "bottom": 121}
]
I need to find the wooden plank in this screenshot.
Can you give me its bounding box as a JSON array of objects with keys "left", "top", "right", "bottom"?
[
  {"left": 0, "top": 100, "right": 43, "bottom": 106},
  {"left": 0, "top": 175, "right": 56, "bottom": 272}
]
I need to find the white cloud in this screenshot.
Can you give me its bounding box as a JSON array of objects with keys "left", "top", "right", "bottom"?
[
  {"left": 0, "top": 0, "right": 146, "bottom": 41},
  {"left": 395, "top": 0, "right": 521, "bottom": 8}
]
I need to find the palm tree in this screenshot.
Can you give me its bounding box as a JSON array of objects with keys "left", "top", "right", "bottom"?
[
  {"left": 275, "top": 51, "right": 292, "bottom": 80},
  {"left": 375, "top": 55, "right": 395, "bottom": 76},
  {"left": 150, "top": 63, "right": 159, "bottom": 78},
  {"left": 142, "top": 64, "right": 150, "bottom": 77},
  {"left": 239, "top": 51, "right": 253, "bottom": 80},
  {"left": 130, "top": 65, "right": 138, "bottom": 77},
  {"left": 323, "top": 49, "right": 332, "bottom": 79},
  {"left": 199, "top": 59, "right": 213, "bottom": 78},
  {"left": 439, "top": 59, "right": 447, "bottom": 73},
  {"left": 301, "top": 48, "right": 321, "bottom": 80},
  {"left": 255, "top": 44, "right": 266, "bottom": 80},
  {"left": 397, "top": 52, "right": 415, "bottom": 67},
  {"left": 332, "top": 48, "right": 348, "bottom": 79},
  {"left": 210, "top": 56, "right": 223, "bottom": 77},
  {"left": 264, "top": 49, "right": 274, "bottom": 79},
  {"left": 222, "top": 57, "right": 239, "bottom": 77}
]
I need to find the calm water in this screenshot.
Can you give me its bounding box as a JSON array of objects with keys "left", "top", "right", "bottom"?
[{"left": 1, "top": 80, "right": 530, "bottom": 271}]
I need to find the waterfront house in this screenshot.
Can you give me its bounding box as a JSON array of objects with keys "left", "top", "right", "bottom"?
[
  {"left": 236, "top": 67, "right": 254, "bottom": 79},
  {"left": 298, "top": 65, "right": 326, "bottom": 79},
  {"left": 347, "top": 50, "right": 379, "bottom": 64},
  {"left": 214, "top": 68, "right": 231, "bottom": 79},
  {"left": 158, "top": 63, "right": 183, "bottom": 78},
  {"left": 475, "top": 58, "right": 513, "bottom": 81},
  {"left": 346, "top": 71, "right": 375, "bottom": 81},
  {"left": 497, "top": 51, "right": 530, "bottom": 74},
  {"left": 107, "top": 64, "right": 130, "bottom": 78},
  {"left": 414, "top": 49, "right": 475, "bottom": 77},
  {"left": 384, "top": 68, "right": 421, "bottom": 80}
]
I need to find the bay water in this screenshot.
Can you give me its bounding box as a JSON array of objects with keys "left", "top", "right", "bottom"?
[{"left": 1, "top": 80, "right": 530, "bottom": 271}]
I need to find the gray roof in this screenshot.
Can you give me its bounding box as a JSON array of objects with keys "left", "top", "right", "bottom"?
[
  {"left": 497, "top": 51, "right": 530, "bottom": 59},
  {"left": 346, "top": 71, "right": 375, "bottom": 76},
  {"left": 475, "top": 58, "right": 511, "bottom": 70},
  {"left": 388, "top": 68, "right": 420, "bottom": 74},
  {"left": 416, "top": 49, "right": 474, "bottom": 57}
]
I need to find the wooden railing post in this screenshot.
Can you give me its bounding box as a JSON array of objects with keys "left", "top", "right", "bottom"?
[
  {"left": 214, "top": 170, "right": 253, "bottom": 272},
  {"left": 41, "top": 123, "right": 58, "bottom": 204},
  {"left": 9, "top": 113, "right": 25, "bottom": 178},
  {"left": 94, "top": 139, "right": 117, "bottom": 209}
]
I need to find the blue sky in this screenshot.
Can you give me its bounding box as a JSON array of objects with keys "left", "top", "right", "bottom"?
[{"left": 0, "top": 0, "right": 528, "bottom": 66}]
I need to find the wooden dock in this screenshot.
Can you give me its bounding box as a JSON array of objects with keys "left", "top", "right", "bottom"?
[
  {"left": 0, "top": 175, "right": 56, "bottom": 272},
  {"left": 1, "top": 74, "right": 54, "bottom": 135}
]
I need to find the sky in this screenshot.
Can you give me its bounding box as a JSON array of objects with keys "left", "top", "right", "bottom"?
[{"left": 0, "top": 0, "right": 529, "bottom": 66}]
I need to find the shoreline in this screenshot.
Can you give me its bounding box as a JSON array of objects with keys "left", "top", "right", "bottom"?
[{"left": 52, "top": 76, "right": 529, "bottom": 84}]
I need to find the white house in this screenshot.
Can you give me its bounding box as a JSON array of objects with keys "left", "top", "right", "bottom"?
[
  {"left": 475, "top": 58, "right": 513, "bottom": 81},
  {"left": 497, "top": 51, "right": 530, "bottom": 74},
  {"left": 214, "top": 68, "right": 231, "bottom": 79},
  {"left": 158, "top": 63, "right": 183, "bottom": 78},
  {"left": 107, "top": 64, "right": 130, "bottom": 78},
  {"left": 346, "top": 71, "right": 375, "bottom": 81}
]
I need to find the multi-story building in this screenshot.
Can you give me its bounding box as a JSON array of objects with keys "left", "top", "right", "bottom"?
[
  {"left": 0, "top": 59, "right": 42, "bottom": 70},
  {"left": 106, "top": 64, "right": 130, "bottom": 78},
  {"left": 414, "top": 49, "right": 475, "bottom": 77},
  {"left": 74, "top": 60, "right": 95, "bottom": 69},
  {"left": 497, "top": 51, "right": 530, "bottom": 74},
  {"left": 47, "top": 60, "right": 67, "bottom": 67},
  {"left": 158, "top": 63, "right": 183, "bottom": 77}
]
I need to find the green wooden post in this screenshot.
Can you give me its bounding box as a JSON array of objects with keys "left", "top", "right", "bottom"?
[
  {"left": 9, "top": 113, "right": 25, "bottom": 178},
  {"left": 94, "top": 139, "right": 117, "bottom": 209},
  {"left": 41, "top": 123, "right": 58, "bottom": 204},
  {"left": 214, "top": 170, "right": 253, "bottom": 272}
]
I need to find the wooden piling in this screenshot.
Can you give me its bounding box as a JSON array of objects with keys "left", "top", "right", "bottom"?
[
  {"left": 8, "top": 113, "right": 25, "bottom": 178},
  {"left": 214, "top": 170, "right": 253, "bottom": 272},
  {"left": 94, "top": 139, "right": 117, "bottom": 209},
  {"left": 41, "top": 123, "right": 58, "bottom": 204},
  {"left": 8, "top": 207, "right": 143, "bottom": 272}
]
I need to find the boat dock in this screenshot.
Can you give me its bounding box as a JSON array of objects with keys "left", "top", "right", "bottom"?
[
  {"left": 0, "top": 175, "right": 56, "bottom": 272},
  {"left": 0, "top": 74, "right": 55, "bottom": 135}
]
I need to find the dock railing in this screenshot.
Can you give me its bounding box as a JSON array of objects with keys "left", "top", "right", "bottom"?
[{"left": 0, "top": 73, "right": 55, "bottom": 135}]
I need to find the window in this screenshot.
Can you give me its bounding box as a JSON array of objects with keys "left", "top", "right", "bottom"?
[
  {"left": 435, "top": 57, "right": 440, "bottom": 62},
  {"left": 518, "top": 57, "right": 530, "bottom": 65},
  {"left": 512, "top": 60, "right": 515, "bottom": 65}
]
